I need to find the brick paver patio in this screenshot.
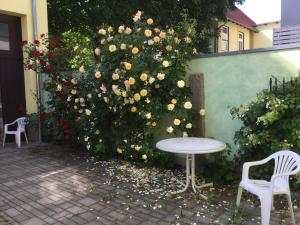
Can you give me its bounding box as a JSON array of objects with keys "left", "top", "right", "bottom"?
[{"left": 0, "top": 143, "right": 299, "bottom": 225}]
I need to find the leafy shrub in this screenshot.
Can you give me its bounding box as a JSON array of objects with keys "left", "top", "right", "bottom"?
[{"left": 231, "top": 77, "right": 300, "bottom": 186}]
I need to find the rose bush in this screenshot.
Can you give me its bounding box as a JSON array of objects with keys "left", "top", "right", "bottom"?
[{"left": 23, "top": 11, "right": 199, "bottom": 166}]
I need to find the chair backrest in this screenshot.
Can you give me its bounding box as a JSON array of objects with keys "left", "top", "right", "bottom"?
[
  {"left": 16, "top": 117, "right": 29, "bottom": 132},
  {"left": 270, "top": 150, "right": 300, "bottom": 176}
]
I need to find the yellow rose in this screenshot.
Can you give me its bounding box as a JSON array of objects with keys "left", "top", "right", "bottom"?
[
  {"left": 129, "top": 77, "right": 135, "bottom": 85},
  {"left": 166, "top": 45, "right": 172, "bottom": 51},
  {"left": 120, "top": 43, "right": 127, "bottom": 50},
  {"left": 186, "top": 123, "right": 192, "bottom": 129},
  {"left": 162, "top": 60, "right": 170, "bottom": 67},
  {"left": 71, "top": 78, "right": 77, "bottom": 85},
  {"left": 177, "top": 80, "right": 185, "bottom": 88},
  {"left": 133, "top": 93, "right": 141, "bottom": 102},
  {"left": 56, "top": 84, "right": 62, "bottom": 91},
  {"left": 136, "top": 27, "right": 142, "bottom": 32},
  {"left": 182, "top": 132, "right": 188, "bottom": 137},
  {"left": 174, "top": 118, "right": 181, "bottom": 126},
  {"left": 71, "top": 89, "right": 77, "bottom": 95},
  {"left": 148, "top": 39, "right": 154, "bottom": 45},
  {"left": 193, "top": 48, "right": 198, "bottom": 54},
  {"left": 171, "top": 99, "right": 177, "bottom": 104},
  {"left": 200, "top": 109, "right": 206, "bottom": 116},
  {"left": 132, "top": 47, "right": 139, "bottom": 55},
  {"left": 117, "top": 148, "right": 123, "bottom": 154},
  {"left": 159, "top": 32, "right": 166, "bottom": 39},
  {"left": 167, "top": 104, "right": 175, "bottom": 111},
  {"left": 154, "top": 28, "right": 160, "bottom": 33},
  {"left": 107, "top": 26, "right": 114, "bottom": 33},
  {"left": 109, "top": 44, "right": 117, "bottom": 52},
  {"left": 174, "top": 37, "right": 180, "bottom": 44},
  {"left": 144, "top": 29, "right": 152, "bottom": 37},
  {"left": 95, "top": 71, "right": 102, "bottom": 79},
  {"left": 147, "top": 18, "right": 154, "bottom": 25},
  {"left": 125, "top": 27, "right": 132, "bottom": 34},
  {"left": 131, "top": 106, "right": 137, "bottom": 112},
  {"left": 140, "top": 73, "right": 148, "bottom": 81},
  {"left": 124, "top": 62, "right": 132, "bottom": 70},
  {"left": 155, "top": 84, "right": 160, "bottom": 89},
  {"left": 184, "top": 101, "right": 192, "bottom": 109},
  {"left": 140, "top": 89, "right": 148, "bottom": 97},
  {"left": 152, "top": 122, "right": 157, "bottom": 127},
  {"left": 168, "top": 28, "right": 174, "bottom": 34},
  {"left": 157, "top": 72, "right": 165, "bottom": 80},
  {"left": 153, "top": 36, "right": 160, "bottom": 43}
]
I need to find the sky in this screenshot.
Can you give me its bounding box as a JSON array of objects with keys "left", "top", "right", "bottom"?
[{"left": 236, "top": 0, "right": 281, "bottom": 24}]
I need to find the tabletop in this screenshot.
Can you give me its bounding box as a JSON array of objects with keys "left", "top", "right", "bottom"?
[{"left": 156, "top": 137, "right": 226, "bottom": 154}]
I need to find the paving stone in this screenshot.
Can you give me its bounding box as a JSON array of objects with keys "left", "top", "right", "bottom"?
[{"left": 0, "top": 144, "right": 299, "bottom": 225}]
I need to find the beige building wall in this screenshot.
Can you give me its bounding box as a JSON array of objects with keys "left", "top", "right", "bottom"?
[
  {"left": 252, "top": 21, "right": 280, "bottom": 49},
  {"left": 218, "top": 21, "right": 252, "bottom": 52},
  {"left": 0, "top": 0, "right": 48, "bottom": 114}
]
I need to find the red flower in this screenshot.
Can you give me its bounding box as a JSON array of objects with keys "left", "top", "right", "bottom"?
[
  {"left": 34, "top": 40, "right": 40, "bottom": 45},
  {"left": 49, "top": 40, "right": 56, "bottom": 47},
  {"left": 17, "top": 104, "right": 26, "bottom": 114},
  {"left": 55, "top": 35, "right": 61, "bottom": 41},
  {"left": 40, "top": 60, "right": 46, "bottom": 66},
  {"left": 63, "top": 123, "right": 71, "bottom": 130},
  {"left": 32, "top": 50, "right": 41, "bottom": 58},
  {"left": 27, "top": 64, "right": 33, "bottom": 70},
  {"left": 50, "top": 52, "right": 57, "bottom": 60},
  {"left": 40, "top": 112, "right": 46, "bottom": 121},
  {"left": 64, "top": 81, "right": 72, "bottom": 86},
  {"left": 64, "top": 133, "right": 71, "bottom": 140}
]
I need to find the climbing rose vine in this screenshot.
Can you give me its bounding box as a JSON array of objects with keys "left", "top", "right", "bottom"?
[{"left": 23, "top": 11, "right": 199, "bottom": 165}]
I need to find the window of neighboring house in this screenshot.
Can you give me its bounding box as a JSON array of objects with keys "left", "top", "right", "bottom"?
[
  {"left": 238, "top": 32, "right": 244, "bottom": 50},
  {"left": 220, "top": 26, "right": 229, "bottom": 52},
  {"left": 0, "top": 23, "right": 10, "bottom": 51}
]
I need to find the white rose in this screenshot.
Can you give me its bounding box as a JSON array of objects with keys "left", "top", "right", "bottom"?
[
  {"left": 166, "top": 126, "right": 174, "bottom": 133},
  {"left": 182, "top": 132, "right": 188, "bottom": 137},
  {"left": 186, "top": 123, "right": 192, "bottom": 129},
  {"left": 94, "top": 48, "right": 101, "bottom": 56},
  {"left": 80, "top": 98, "right": 85, "bottom": 103},
  {"left": 149, "top": 77, "right": 155, "bottom": 84},
  {"left": 177, "top": 80, "right": 185, "bottom": 88},
  {"left": 145, "top": 113, "right": 151, "bottom": 119},
  {"left": 167, "top": 104, "right": 175, "bottom": 111},
  {"left": 87, "top": 94, "right": 92, "bottom": 99},
  {"left": 84, "top": 136, "right": 89, "bottom": 142},
  {"left": 184, "top": 101, "right": 192, "bottom": 109},
  {"left": 79, "top": 65, "right": 85, "bottom": 73},
  {"left": 118, "top": 25, "right": 125, "bottom": 33},
  {"left": 98, "top": 28, "right": 106, "bottom": 35},
  {"left": 85, "top": 109, "right": 91, "bottom": 116},
  {"left": 142, "top": 154, "right": 147, "bottom": 160},
  {"left": 67, "top": 96, "right": 71, "bottom": 102}
]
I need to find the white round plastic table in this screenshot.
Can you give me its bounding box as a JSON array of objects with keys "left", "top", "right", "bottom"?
[{"left": 156, "top": 137, "right": 226, "bottom": 199}]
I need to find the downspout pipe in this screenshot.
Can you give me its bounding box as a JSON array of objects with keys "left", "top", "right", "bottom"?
[{"left": 32, "top": 0, "right": 42, "bottom": 143}]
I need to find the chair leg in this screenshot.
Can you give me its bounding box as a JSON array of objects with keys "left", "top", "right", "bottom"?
[
  {"left": 24, "top": 132, "right": 28, "bottom": 144},
  {"left": 2, "top": 133, "right": 6, "bottom": 147},
  {"left": 260, "top": 194, "right": 272, "bottom": 225},
  {"left": 236, "top": 186, "right": 243, "bottom": 207},
  {"left": 286, "top": 193, "right": 296, "bottom": 225},
  {"left": 15, "top": 133, "right": 21, "bottom": 148}
]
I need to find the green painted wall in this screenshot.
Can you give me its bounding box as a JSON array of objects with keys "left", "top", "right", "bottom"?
[{"left": 188, "top": 48, "right": 300, "bottom": 152}]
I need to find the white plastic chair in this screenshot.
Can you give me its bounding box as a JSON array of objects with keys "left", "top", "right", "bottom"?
[
  {"left": 3, "top": 117, "right": 29, "bottom": 148},
  {"left": 236, "top": 150, "right": 300, "bottom": 225}
]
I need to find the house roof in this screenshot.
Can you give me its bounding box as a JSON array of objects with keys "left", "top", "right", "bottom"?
[{"left": 225, "top": 7, "right": 258, "bottom": 31}]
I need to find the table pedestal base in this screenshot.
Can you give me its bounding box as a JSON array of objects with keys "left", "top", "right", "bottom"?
[{"left": 171, "top": 154, "right": 212, "bottom": 200}]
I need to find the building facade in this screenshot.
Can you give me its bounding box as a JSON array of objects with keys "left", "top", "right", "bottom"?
[
  {"left": 213, "top": 7, "right": 280, "bottom": 53},
  {"left": 0, "top": 0, "right": 48, "bottom": 127}
]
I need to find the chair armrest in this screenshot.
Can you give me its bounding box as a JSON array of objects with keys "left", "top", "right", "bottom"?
[
  {"left": 4, "top": 120, "right": 17, "bottom": 132},
  {"left": 242, "top": 157, "right": 272, "bottom": 180}
]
